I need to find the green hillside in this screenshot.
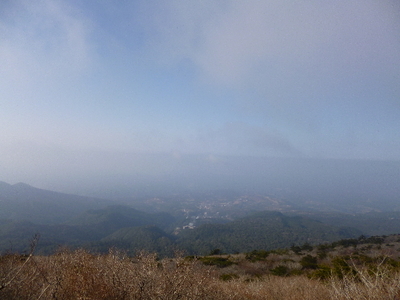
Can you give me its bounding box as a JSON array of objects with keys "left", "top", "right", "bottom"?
[
  {"left": 90, "top": 226, "right": 177, "bottom": 257},
  {"left": 176, "top": 211, "right": 361, "bottom": 255},
  {"left": 298, "top": 211, "right": 400, "bottom": 236},
  {"left": 66, "top": 205, "right": 176, "bottom": 238},
  {"left": 0, "top": 209, "right": 362, "bottom": 256},
  {"left": 0, "top": 205, "right": 177, "bottom": 254}
]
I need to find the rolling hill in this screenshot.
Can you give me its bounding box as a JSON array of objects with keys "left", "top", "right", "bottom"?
[{"left": 0, "top": 181, "right": 113, "bottom": 224}]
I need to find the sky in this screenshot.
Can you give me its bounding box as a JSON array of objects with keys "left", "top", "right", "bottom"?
[{"left": 1, "top": 0, "right": 399, "bottom": 194}]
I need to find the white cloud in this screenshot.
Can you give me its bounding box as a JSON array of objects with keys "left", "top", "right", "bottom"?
[
  {"left": 184, "top": 122, "right": 301, "bottom": 157},
  {"left": 137, "top": 0, "right": 400, "bottom": 96},
  {"left": 196, "top": 1, "right": 400, "bottom": 87},
  {"left": 0, "top": 0, "right": 93, "bottom": 92}
]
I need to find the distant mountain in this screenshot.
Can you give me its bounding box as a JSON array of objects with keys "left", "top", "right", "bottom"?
[
  {"left": 176, "top": 211, "right": 362, "bottom": 255},
  {"left": 0, "top": 181, "right": 113, "bottom": 224}
]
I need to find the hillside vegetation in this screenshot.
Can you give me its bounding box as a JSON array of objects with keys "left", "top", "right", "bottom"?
[
  {"left": 177, "top": 211, "right": 361, "bottom": 254},
  {"left": 3, "top": 181, "right": 400, "bottom": 258},
  {"left": 0, "top": 208, "right": 360, "bottom": 256},
  {"left": 2, "top": 234, "right": 400, "bottom": 299}
]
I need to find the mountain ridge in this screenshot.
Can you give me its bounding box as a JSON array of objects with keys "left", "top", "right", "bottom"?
[{"left": 0, "top": 181, "right": 114, "bottom": 224}]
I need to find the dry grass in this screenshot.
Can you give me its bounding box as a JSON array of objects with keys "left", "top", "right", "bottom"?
[
  {"left": 329, "top": 261, "right": 400, "bottom": 300},
  {"left": 2, "top": 249, "right": 400, "bottom": 299},
  {"left": 0, "top": 249, "right": 221, "bottom": 300}
]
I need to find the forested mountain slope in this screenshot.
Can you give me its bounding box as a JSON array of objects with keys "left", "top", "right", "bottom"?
[
  {"left": 176, "top": 211, "right": 361, "bottom": 255},
  {"left": 0, "top": 182, "right": 112, "bottom": 224}
]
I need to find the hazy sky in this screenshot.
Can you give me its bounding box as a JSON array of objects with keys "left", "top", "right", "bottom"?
[{"left": 1, "top": 1, "right": 399, "bottom": 191}]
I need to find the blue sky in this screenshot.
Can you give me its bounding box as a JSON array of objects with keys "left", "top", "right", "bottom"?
[{"left": 1, "top": 1, "right": 399, "bottom": 192}]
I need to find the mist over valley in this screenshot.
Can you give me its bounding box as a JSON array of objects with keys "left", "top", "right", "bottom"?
[{"left": 0, "top": 156, "right": 399, "bottom": 256}]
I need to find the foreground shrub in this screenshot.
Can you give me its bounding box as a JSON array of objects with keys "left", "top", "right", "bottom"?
[
  {"left": 270, "top": 265, "right": 290, "bottom": 276},
  {"left": 0, "top": 249, "right": 220, "bottom": 300},
  {"left": 300, "top": 255, "right": 319, "bottom": 270},
  {"left": 199, "top": 256, "right": 234, "bottom": 268},
  {"left": 245, "top": 249, "right": 269, "bottom": 261},
  {"left": 329, "top": 265, "right": 400, "bottom": 299},
  {"left": 2, "top": 249, "right": 400, "bottom": 299}
]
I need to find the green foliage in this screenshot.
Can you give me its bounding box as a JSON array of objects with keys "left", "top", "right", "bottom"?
[
  {"left": 301, "top": 243, "right": 314, "bottom": 252},
  {"left": 382, "top": 257, "right": 400, "bottom": 268},
  {"left": 269, "top": 249, "right": 289, "bottom": 255},
  {"left": 364, "top": 236, "right": 384, "bottom": 244},
  {"left": 335, "top": 238, "right": 359, "bottom": 248},
  {"left": 317, "top": 250, "right": 327, "bottom": 260},
  {"left": 300, "top": 255, "right": 318, "bottom": 270},
  {"left": 290, "top": 244, "right": 302, "bottom": 255},
  {"left": 291, "top": 242, "right": 314, "bottom": 254},
  {"left": 209, "top": 249, "right": 223, "bottom": 255},
  {"left": 289, "top": 269, "right": 304, "bottom": 276},
  {"left": 199, "top": 256, "right": 234, "bottom": 268},
  {"left": 309, "top": 265, "right": 332, "bottom": 280},
  {"left": 317, "top": 243, "right": 332, "bottom": 251},
  {"left": 331, "top": 257, "right": 355, "bottom": 278},
  {"left": 245, "top": 250, "right": 269, "bottom": 261},
  {"left": 270, "top": 265, "right": 290, "bottom": 276},
  {"left": 219, "top": 273, "right": 239, "bottom": 281}
]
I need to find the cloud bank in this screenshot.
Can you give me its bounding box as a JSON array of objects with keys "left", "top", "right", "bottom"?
[{"left": 0, "top": 0, "right": 399, "bottom": 192}]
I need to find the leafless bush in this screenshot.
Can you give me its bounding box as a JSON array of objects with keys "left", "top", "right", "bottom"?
[
  {"left": 329, "top": 257, "right": 400, "bottom": 300},
  {"left": 0, "top": 249, "right": 222, "bottom": 300}
]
